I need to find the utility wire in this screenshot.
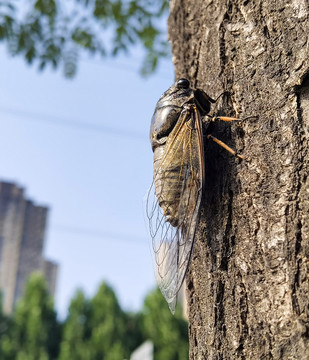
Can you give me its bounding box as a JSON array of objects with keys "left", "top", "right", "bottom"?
[
  {"left": 0, "top": 106, "right": 145, "bottom": 139},
  {"left": 81, "top": 57, "right": 173, "bottom": 79},
  {"left": 52, "top": 223, "right": 147, "bottom": 244}
]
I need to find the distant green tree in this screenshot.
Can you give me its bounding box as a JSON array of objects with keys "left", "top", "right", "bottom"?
[
  {"left": 58, "top": 290, "right": 93, "bottom": 360},
  {"left": 89, "top": 282, "right": 127, "bottom": 360},
  {"left": 123, "top": 311, "right": 145, "bottom": 356},
  {"left": 1, "top": 279, "right": 189, "bottom": 360},
  {"left": 0, "top": 0, "right": 169, "bottom": 77},
  {"left": 58, "top": 282, "right": 140, "bottom": 360},
  {"left": 142, "top": 288, "right": 189, "bottom": 360},
  {"left": 7, "top": 273, "right": 60, "bottom": 360},
  {"left": 0, "top": 293, "right": 15, "bottom": 360}
]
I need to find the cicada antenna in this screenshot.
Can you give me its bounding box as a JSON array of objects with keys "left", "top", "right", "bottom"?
[
  {"left": 213, "top": 90, "right": 230, "bottom": 103},
  {"left": 239, "top": 115, "right": 259, "bottom": 121}
]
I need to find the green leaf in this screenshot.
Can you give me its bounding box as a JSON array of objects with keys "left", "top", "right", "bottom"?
[
  {"left": 34, "top": 0, "right": 57, "bottom": 17},
  {"left": 25, "top": 46, "right": 36, "bottom": 63},
  {"left": 72, "top": 28, "right": 95, "bottom": 49},
  {"left": 0, "top": 0, "right": 170, "bottom": 78},
  {"left": 93, "top": 0, "right": 111, "bottom": 19}
]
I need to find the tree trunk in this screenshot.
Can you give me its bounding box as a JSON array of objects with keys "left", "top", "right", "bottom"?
[{"left": 168, "top": 0, "right": 309, "bottom": 358}]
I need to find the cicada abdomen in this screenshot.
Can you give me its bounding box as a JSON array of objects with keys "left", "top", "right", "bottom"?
[{"left": 146, "top": 78, "right": 213, "bottom": 312}]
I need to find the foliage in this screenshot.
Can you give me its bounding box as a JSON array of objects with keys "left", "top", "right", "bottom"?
[
  {"left": 123, "top": 311, "right": 144, "bottom": 356},
  {"left": 58, "top": 282, "right": 144, "bottom": 360},
  {"left": 0, "top": 276, "right": 188, "bottom": 360},
  {"left": 0, "top": 0, "right": 170, "bottom": 77},
  {"left": 58, "top": 290, "right": 93, "bottom": 360},
  {"left": 1, "top": 273, "right": 61, "bottom": 360},
  {"left": 0, "top": 293, "right": 14, "bottom": 360},
  {"left": 142, "top": 288, "right": 189, "bottom": 360},
  {"left": 88, "top": 282, "right": 127, "bottom": 360}
]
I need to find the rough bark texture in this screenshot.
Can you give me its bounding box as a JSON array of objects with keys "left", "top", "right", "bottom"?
[{"left": 168, "top": 0, "right": 309, "bottom": 359}]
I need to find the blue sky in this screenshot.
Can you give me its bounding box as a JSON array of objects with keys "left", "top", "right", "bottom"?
[{"left": 0, "top": 47, "right": 174, "bottom": 317}]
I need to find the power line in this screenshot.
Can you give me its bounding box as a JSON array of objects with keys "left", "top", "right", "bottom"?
[
  {"left": 0, "top": 106, "right": 145, "bottom": 139},
  {"left": 80, "top": 57, "right": 173, "bottom": 80},
  {"left": 51, "top": 223, "right": 147, "bottom": 244}
]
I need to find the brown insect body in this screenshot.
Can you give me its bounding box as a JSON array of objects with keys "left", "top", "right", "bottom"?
[
  {"left": 147, "top": 79, "right": 249, "bottom": 312},
  {"left": 147, "top": 79, "right": 213, "bottom": 312}
]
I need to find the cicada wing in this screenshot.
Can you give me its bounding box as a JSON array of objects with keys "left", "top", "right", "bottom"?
[{"left": 146, "top": 107, "right": 204, "bottom": 313}]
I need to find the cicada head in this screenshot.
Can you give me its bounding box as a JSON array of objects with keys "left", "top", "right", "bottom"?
[
  {"left": 150, "top": 78, "right": 195, "bottom": 151},
  {"left": 150, "top": 78, "right": 215, "bottom": 151}
]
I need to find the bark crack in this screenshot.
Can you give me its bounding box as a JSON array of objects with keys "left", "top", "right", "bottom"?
[
  {"left": 219, "top": 20, "right": 227, "bottom": 77},
  {"left": 214, "top": 280, "right": 226, "bottom": 355},
  {"left": 193, "top": 41, "right": 202, "bottom": 87},
  {"left": 220, "top": 190, "right": 234, "bottom": 270},
  {"left": 236, "top": 280, "right": 249, "bottom": 359}
]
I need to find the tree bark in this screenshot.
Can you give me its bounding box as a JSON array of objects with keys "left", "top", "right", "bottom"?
[{"left": 168, "top": 0, "right": 309, "bottom": 358}]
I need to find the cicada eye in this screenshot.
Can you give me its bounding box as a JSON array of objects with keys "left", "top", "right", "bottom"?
[{"left": 176, "top": 78, "right": 190, "bottom": 89}]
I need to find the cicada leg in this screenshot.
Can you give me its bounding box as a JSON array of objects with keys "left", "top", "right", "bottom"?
[
  {"left": 210, "top": 115, "right": 258, "bottom": 122},
  {"left": 207, "top": 134, "right": 245, "bottom": 160},
  {"left": 211, "top": 116, "right": 238, "bottom": 122},
  {"left": 205, "top": 115, "right": 257, "bottom": 159}
]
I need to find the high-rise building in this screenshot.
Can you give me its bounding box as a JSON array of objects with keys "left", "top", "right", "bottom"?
[
  {"left": 42, "top": 259, "right": 58, "bottom": 296},
  {"left": 0, "top": 181, "right": 58, "bottom": 314}
]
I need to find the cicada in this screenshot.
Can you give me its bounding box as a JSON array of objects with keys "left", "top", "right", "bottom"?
[{"left": 146, "top": 78, "right": 244, "bottom": 312}]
